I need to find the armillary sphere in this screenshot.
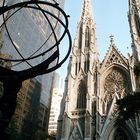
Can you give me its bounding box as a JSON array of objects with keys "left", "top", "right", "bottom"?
[{"left": 0, "top": 0, "right": 72, "bottom": 136}]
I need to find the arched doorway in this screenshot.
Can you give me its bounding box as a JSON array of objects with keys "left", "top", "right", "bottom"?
[
  {"left": 108, "top": 126, "right": 133, "bottom": 140},
  {"left": 102, "top": 119, "right": 136, "bottom": 140}
]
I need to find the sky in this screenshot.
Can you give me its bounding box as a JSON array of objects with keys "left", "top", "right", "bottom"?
[{"left": 57, "top": 0, "right": 132, "bottom": 80}]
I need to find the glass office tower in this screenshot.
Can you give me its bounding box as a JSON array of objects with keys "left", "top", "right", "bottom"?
[
  {"left": 0, "top": 0, "right": 65, "bottom": 136},
  {"left": 0, "top": 0, "right": 65, "bottom": 108}
]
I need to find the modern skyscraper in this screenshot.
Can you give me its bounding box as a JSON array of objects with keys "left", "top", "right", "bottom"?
[
  {"left": 48, "top": 72, "right": 63, "bottom": 137},
  {"left": 0, "top": 0, "right": 65, "bottom": 138},
  {"left": 0, "top": 0, "right": 65, "bottom": 108},
  {"left": 58, "top": 0, "right": 139, "bottom": 139}
]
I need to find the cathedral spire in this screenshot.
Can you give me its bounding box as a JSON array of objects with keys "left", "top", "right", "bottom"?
[
  {"left": 81, "top": 0, "right": 92, "bottom": 20},
  {"left": 128, "top": 0, "right": 140, "bottom": 59},
  {"left": 71, "top": 0, "right": 98, "bottom": 76}
]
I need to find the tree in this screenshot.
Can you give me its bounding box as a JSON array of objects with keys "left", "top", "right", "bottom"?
[{"left": 116, "top": 92, "right": 140, "bottom": 120}]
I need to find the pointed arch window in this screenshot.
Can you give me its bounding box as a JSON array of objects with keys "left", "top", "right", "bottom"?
[
  {"left": 84, "top": 61, "right": 87, "bottom": 73},
  {"left": 134, "top": 12, "right": 140, "bottom": 37},
  {"left": 92, "top": 28, "right": 96, "bottom": 43},
  {"left": 77, "top": 80, "right": 87, "bottom": 109},
  {"left": 84, "top": 60, "right": 90, "bottom": 73},
  {"left": 75, "top": 59, "right": 81, "bottom": 75},
  {"left": 92, "top": 100, "right": 96, "bottom": 116},
  {"left": 75, "top": 62, "right": 78, "bottom": 75},
  {"left": 78, "top": 60, "right": 81, "bottom": 72},
  {"left": 85, "top": 26, "right": 90, "bottom": 47},
  {"left": 87, "top": 58, "right": 90, "bottom": 72},
  {"left": 78, "top": 24, "right": 83, "bottom": 49},
  {"left": 84, "top": 53, "right": 90, "bottom": 73}
]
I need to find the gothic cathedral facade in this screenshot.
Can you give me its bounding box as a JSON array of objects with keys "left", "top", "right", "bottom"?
[{"left": 57, "top": 0, "right": 140, "bottom": 139}]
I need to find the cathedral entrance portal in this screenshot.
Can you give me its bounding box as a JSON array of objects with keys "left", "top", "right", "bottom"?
[{"left": 102, "top": 120, "right": 136, "bottom": 140}]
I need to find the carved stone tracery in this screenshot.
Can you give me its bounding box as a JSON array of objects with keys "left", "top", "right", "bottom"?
[
  {"left": 104, "top": 70, "right": 126, "bottom": 97},
  {"left": 102, "top": 69, "right": 131, "bottom": 114},
  {"left": 105, "top": 51, "right": 126, "bottom": 68}
]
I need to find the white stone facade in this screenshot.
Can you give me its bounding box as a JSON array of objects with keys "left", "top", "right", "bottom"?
[{"left": 57, "top": 0, "right": 140, "bottom": 140}]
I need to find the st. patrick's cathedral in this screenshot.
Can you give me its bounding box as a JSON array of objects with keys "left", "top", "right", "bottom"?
[{"left": 57, "top": 0, "right": 140, "bottom": 140}]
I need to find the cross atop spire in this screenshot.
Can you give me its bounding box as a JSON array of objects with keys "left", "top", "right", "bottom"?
[{"left": 110, "top": 34, "right": 115, "bottom": 46}]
